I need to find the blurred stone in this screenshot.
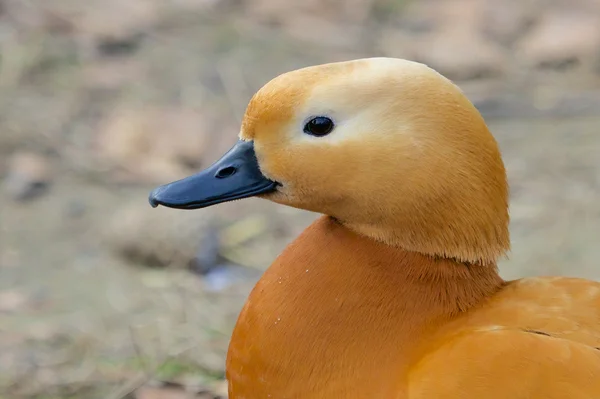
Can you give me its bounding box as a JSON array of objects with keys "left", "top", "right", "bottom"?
[
  {"left": 63, "top": 0, "right": 159, "bottom": 47},
  {"left": 104, "top": 197, "right": 261, "bottom": 289},
  {"left": 135, "top": 381, "right": 225, "bottom": 399},
  {"left": 96, "top": 32, "right": 144, "bottom": 57},
  {"left": 516, "top": 11, "right": 600, "bottom": 70},
  {"left": 241, "top": 0, "right": 380, "bottom": 49},
  {"left": 101, "top": 199, "right": 214, "bottom": 269},
  {"left": 141, "top": 270, "right": 172, "bottom": 288},
  {"left": 241, "top": 0, "right": 289, "bottom": 26},
  {"left": 135, "top": 385, "right": 191, "bottom": 399},
  {"left": 63, "top": 199, "right": 87, "bottom": 219},
  {"left": 27, "top": 322, "right": 62, "bottom": 341},
  {"left": 3, "top": 151, "right": 52, "bottom": 201},
  {"left": 0, "top": 290, "right": 27, "bottom": 313},
  {"left": 82, "top": 58, "right": 146, "bottom": 90},
  {"left": 1, "top": 0, "right": 47, "bottom": 30},
  {"left": 244, "top": 0, "right": 375, "bottom": 25},
  {"left": 96, "top": 105, "right": 210, "bottom": 184},
  {"left": 279, "top": 15, "right": 364, "bottom": 49},
  {"left": 0, "top": 248, "right": 20, "bottom": 268},
  {"left": 377, "top": 28, "right": 419, "bottom": 60},
  {"left": 400, "top": 0, "right": 483, "bottom": 32},
  {"left": 415, "top": 27, "right": 507, "bottom": 80},
  {"left": 403, "top": 0, "right": 508, "bottom": 79},
  {"left": 480, "top": 0, "right": 538, "bottom": 45},
  {"left": 211, "top": 380, "right": 228, "bottom": 398},
  {"left": 433, "top": 0, "right": 485, "bottom": 27},
  {"left": 168, "top": 0, "right": 222, "bottom": 12}
]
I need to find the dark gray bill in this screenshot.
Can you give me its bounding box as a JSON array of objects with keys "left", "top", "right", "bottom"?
[{"left": 148, "top": 140, "right": 278, "bottom": 210}]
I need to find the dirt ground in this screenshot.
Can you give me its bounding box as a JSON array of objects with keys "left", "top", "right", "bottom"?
[{"left": 1, "top": 0, "right": 600, "bottom": 398}]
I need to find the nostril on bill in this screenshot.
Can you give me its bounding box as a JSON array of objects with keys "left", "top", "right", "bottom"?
[{"left": 215, "top": 166, "right": 237, "bottom": 179}]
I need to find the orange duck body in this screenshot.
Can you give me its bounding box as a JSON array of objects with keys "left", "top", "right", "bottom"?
[
  {"left": 149, "top": 58, "right": 600, "bottom": 398},
  {"left": 227, "top": 216, "right": 600, "bottom": 398}
]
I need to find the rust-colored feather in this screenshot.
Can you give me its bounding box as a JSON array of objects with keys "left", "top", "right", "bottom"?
[{"left": 227, "top": 217, "right": 600, "bottom": 398}]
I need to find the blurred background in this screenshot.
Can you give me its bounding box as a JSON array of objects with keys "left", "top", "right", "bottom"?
[{"left": 1, "top": 0, "right": 599, "bottom": 397}]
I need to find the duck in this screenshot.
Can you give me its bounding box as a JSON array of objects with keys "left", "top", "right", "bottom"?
[{"left": 148, "top": 57, "right": 600, "bottom": 399}]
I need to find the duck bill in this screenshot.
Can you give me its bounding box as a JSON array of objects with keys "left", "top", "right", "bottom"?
[{"left": 148, "top": 140, "right": 278, "bottom": 210}]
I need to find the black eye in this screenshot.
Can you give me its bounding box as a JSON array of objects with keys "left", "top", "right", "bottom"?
[{"left": 303, "top": 116, "right": 335, "bottom": 137}]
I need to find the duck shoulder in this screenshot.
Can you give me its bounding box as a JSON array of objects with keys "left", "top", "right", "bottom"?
[{"left": 409, "top": 277, "right": 600, "bottom": 398}]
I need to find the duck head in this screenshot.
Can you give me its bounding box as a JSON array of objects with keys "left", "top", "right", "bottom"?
[{"left": 149, "top": 58, "right": 509, "bottom": 265}]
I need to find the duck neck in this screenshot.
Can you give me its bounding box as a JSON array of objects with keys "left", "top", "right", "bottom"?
[
  {"left": 343, "top": 211, "right": 510, "bottom": 266},
  {"left": 313, "top": 215, "right": 505, "bottom": 314},
  {"left": 227, "top": 215, "right": 505, "bottom": 397}
]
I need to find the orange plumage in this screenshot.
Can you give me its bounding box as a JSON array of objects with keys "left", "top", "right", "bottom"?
[
  {"left": 149, "top": 58, "right": 600, "bottom": 398},
  {"left": 227, "top": 217, "right": 600, "bottom": 398}
]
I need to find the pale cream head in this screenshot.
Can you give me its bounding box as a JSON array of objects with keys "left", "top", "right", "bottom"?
[{"left": 240, "top": 57, "right": 510, "bottom": 264}]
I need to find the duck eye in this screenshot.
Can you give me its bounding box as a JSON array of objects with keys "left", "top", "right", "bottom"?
[{"left": 303, "top": 116, "right": 335, "bottom": 137}]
